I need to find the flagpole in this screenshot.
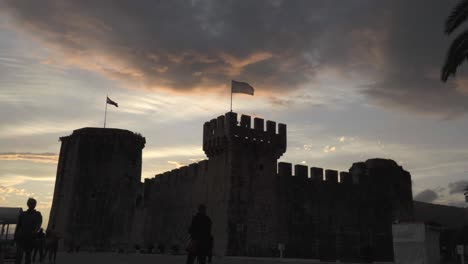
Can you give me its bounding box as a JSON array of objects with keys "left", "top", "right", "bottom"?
[
  {"left": 104, "top": 94, "right": 108, "bottom": 128},
  {"left": 230, "top": 88, "right": 233, "bottom": 112}
]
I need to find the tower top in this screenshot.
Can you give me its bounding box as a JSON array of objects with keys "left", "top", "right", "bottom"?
[
  {"left": 202, "top": 112, "right": 286, "bottom": 158},
  {"left": 60, "top": 127, "right": 146, "bottom": 148}
]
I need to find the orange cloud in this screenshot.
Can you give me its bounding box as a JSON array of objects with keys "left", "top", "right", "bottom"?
[
  {"left": 0, "top": 152, "right": 58, "bottom": 163},
  {"left": 455, "top": 79, "right": 468, "bottom": 95},
  {"left": 220, "top": 51, "right": 273, "bottom": 76},
  {"left": 0, "top": 185, "right": 33, "bottom": 197}
]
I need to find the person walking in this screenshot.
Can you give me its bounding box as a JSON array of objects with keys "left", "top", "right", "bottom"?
[
  {"left": 32, "top": 228, "right": 45, "bottom": 263},
  {"left": 186, "top": 204, "right": 212, "bottom": 264},
  {"left": 45, "top": 226, "right": 61, "bottom": 264},
  {"left": 14, "top": 198, "right": 43, "bottom": 264}
]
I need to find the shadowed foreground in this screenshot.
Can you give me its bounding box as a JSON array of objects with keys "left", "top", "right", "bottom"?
[{"left": 47, "top": 252, "right": 374, "bottom": 264}]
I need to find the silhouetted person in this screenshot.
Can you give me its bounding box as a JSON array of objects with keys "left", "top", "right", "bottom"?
[
  {"left": 45, "top": 226, "right": 61, "bottom": 264},
  {"left": 207, "top": 235, "right": 213, "bottom": 263},
  {"left": 186, "top": 204, "right": 212, "bottom": 264},
  {"left": 32, "top": 228, "right": 45, "bottom": 263},
  {"left": 14, "top": 198, "right": 43, "bottom": 264},
  {"left": 67, "top": 240, "right": 75, "bottom": 253}
]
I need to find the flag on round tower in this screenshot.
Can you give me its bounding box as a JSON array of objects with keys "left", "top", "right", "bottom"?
[
  {"left": 232, "top": 80, "right": 254, "bottom": 95},
  {"left": 106, "top": 97, "right": 118, "bottom": 107}
]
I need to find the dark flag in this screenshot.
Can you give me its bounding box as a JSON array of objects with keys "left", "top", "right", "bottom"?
[{"left": 106, "top": 97, "right": 118, "bottom": 107}]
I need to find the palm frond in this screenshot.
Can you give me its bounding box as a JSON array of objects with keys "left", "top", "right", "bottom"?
[
  {"left": 441, "top": 29, "right": 468, "bottom": 81},
  {"left": 445, "top": 0, "right": 468, "bottom": 34}
]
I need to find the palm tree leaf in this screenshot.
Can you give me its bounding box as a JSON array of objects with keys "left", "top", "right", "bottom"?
[
  {"left": 445, "top": 0, "right": 468, "bottom": 34},
  {"left": 441, "top": 29, "right": 468, "bottom": 81}
]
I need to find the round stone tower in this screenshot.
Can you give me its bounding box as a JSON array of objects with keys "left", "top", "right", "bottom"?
[{"left": 48, "top": 127, "right": 145, "bottom": 251}]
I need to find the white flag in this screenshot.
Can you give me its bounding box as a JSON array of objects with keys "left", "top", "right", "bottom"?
[{"left": 232, "top": 80, "right": 254, "bottom": 95}]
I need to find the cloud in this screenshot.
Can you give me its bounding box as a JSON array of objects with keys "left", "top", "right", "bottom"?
[
  {"left": 0, "top": 174, "right": 55, "bottom": 187},
  {"left": 0, "top": 2, "right": 387, "bottom": 97},
  {"left": 0, "top": 185, "right": 32, "bottom": 196},
  {"left": 2, "top": 0, "right": 338, "bottom": 93},
  {"left": 2, "top": 0, "right": 468, "bottom": 118},
  {"left": 0, "top": 152, "right": 58, "bottom": 163},
  {"left": 364, "top": 75, "right": 468, "bottom": 119},
  {"left": 414, "top": 189, "right": 439, "bottom": 203},
  {"left": 0, "top": 185, "right": 33, "bottom": 202},
  {"left": 323, "top": 145, "right": 336, "bottom": 153},
  {"left": 144, "top": 146, "right": 203, "bottom": 159},
  {"left": 167, "top": 160, "right": 184, "bottom": 169},
  {"left": 448, "top": 180, "right": 468, "bottom": 194},
  {"left": 360, "top": 1, "right": 468, "bottom": 119}
]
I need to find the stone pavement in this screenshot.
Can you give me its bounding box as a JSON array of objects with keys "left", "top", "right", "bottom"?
[{"left": 43, "top": 252, "right": 341, "bottom": 264}]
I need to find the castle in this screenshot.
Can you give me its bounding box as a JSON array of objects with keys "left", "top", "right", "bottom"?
[{"left": 48, "top": 112, "right": 414, "bottom": 262}]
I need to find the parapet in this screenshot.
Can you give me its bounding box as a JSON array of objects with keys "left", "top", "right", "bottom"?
[
  {"left": 143, "top": 159, "right": 209, "bottom": 202},
  {"left": 340, "top": 172, "right": 351, "bottom": 184},
  {"left": 310, "top": 167, "right": 323, "bottom": 181},
  {"left": 325, "top": 170, "right": 338, "bottom": 183},
  {"left": 203, "top": 112, "right": 287, "bottom": 158},
  {"left": 294, "top": 165, "right": 308, "bottom": 179},
  {"left": 60, "top": 127, "right": 146, "bottom": 148},
  {"left": 277, "top": 162, "right": 346, "bottom": 183},
  {"left": 278, "top": 162, "right": 292, "bottom": 177},
  {"left": 365, "top": 158, "right": 399, "bottom": 169},
  {"left": 276, "top": 162, "right": 362, "bottom": 188}
]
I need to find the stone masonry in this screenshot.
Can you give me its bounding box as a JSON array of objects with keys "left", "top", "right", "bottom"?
[
  {"left": 49, "top": 112, "right": 413, "bottom": 262},
  {"left": 140, "top": 112, "right": 413, "bottom": 262},
  {"left": 48, "top": 128, "right": 145, "bottom": 251}
]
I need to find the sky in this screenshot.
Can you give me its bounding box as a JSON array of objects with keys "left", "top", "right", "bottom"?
[{"left": 0, "top": 0, "right": 468, "bottom": 227}]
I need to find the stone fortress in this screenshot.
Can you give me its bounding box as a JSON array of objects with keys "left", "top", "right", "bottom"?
[{"left": 49, "top": 112, "right": 414, "bottom": 262}]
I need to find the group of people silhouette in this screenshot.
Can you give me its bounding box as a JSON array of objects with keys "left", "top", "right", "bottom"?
[
  {"left": 14, "top": 198, "right": 61, "bottom": 264},
  {"left": 13, "top": 199, "right": 212, "bottom": 264}
]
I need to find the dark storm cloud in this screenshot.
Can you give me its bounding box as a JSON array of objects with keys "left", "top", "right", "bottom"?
[
  {"left": 2, "top": 0, "right": 468, "bottom": 117},
  {"left": 363, "top": 0, "right": 468, "bottom": 118},
  {"left": 414, "top": 189, "right": 439, "bottom": 203},
  {"left": 448, "top": 180, "right": 468, "bottom": 194},
  {"left": 0, "top": 0, "right": 387, "bottom": 91}
]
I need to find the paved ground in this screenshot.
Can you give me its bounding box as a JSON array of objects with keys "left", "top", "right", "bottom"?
[
  {"left": 12, "top": 252, "right": 339, "bottom": 264},
  {"left": 2, "top": 252, "right": 399, "bottom": 264}
]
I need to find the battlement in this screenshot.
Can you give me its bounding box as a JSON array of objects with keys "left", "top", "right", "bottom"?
[
  {"left": 60, "top": 127, "right": 146, "bottom": 148},
  {"left": 277, "top": 162, "right": 352, "bottom": 184},
  {"left": 144, "top": 160, "right": 209, "bottom": 203},
  {"left": 203, "top": 112, "right": 286, "bottom": 158}
]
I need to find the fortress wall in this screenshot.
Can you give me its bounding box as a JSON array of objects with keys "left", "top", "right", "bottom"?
[
  {"left": 205, "top": 113, "right": 288, "bottom": 256},
  {"left": 143, "top": 157, "right": 231, "bottom": 255},
  {"left": 275, "top": 162, "right": 356, "bottom": 259},
  {"left": 228, "top": 141, "right": 281, "bottom": 256},
  {"left": 140, "top": 113, "right": 413, "bottom": 262},
  {"left": 50, "top": 113, "right": 415, "bottom": 262},
  {"left": 277, "top": 162, "right": 352, "bottom": 184},
  {"left": 274, "top": 160, "right": 414, "bottom": 261},
  {"left": 48, "top": 135, "right": 81, "bottom": 250},
  {"left": 49, "top": 128, "right": 145, "bottom": 251}
]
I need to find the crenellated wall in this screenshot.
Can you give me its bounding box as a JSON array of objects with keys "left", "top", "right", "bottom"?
[
  {"left": 203, "top": 112, "right": 286, "bottom": 159},
  {"left": 50, "top": 112, "right": 414, "bottom": 261},
  {"left": 140, "top": 113, "right": 413, "bottom": 262},
  {"left": 273, "top": 159, "right": 413, "bottom": 261},
  {"left": 141, "top": 155, "right": 233, "bottom": 255}
]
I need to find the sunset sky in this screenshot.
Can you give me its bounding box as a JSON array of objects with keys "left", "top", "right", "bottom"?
[{"left": 1, "top": 0, "right": 468, "bottom": 227}]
